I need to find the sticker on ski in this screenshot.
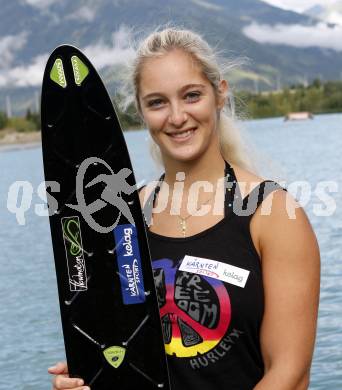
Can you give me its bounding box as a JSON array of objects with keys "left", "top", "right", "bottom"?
[
  {"left": 113, "top": 224, "right": 146, "bottom": 305},
  {"left": 61, "top": 216, "right": 88, "bottom": 291},
  {"left": 103, "top": 346, "right": 126, "bottom": 369}
]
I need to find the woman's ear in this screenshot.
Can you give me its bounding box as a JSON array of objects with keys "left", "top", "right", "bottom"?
[{"left": 217, "top": 79, "right": 229, "bottom": 109}]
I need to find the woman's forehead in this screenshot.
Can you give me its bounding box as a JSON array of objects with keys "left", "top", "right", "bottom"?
[{"left": 139, "top": 50, "right": 208, "bottom": 93}]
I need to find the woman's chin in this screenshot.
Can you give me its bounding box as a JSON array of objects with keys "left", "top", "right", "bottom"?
[{"left": 164, "top": 147, "right": 203, "bottom": 163}]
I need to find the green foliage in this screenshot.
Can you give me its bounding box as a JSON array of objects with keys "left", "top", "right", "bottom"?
[
  {"left": 117, "top": 105, "right": 141, "bottom": 130},
  {"left": 7, "top": 117, "right": 36, "bottom": 133},
  {"left": 0, "top": 111, "right": 7, "bottom": 129},
  {"left": 112, "top": 95, "right": 142, "bottom": 130},
  {"left": 0, "top": 110, "right": 41, "bottom": 133},
  {"left": 238, "top": 80, "right": 342, "bottom": 119},
  {"left": 26, "top": 109, "right": 41, "bottom": 130}
]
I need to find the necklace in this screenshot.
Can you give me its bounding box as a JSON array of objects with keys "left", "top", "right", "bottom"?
[
  {"left": 177, "top": 195, "right": 214, "bottom": 237},
  {"left": 151, "top": 162, "right": 232, "bottom": 237}
]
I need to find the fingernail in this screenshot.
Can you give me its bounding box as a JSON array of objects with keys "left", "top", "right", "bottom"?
[
  {"left": 77, "top": 379, "right": 84, "bottom": 386},
  {"left": 48, "top": 365, "right": 56, "bottom": 370}
]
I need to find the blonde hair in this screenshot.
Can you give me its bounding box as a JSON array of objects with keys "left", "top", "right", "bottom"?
[{"left": 118, "top": 26, "right": 256, "bottom": 173}]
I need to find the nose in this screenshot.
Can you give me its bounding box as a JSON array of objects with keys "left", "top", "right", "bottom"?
[{"left": 167, "top": 102, "right": 187, "bottom": 127}]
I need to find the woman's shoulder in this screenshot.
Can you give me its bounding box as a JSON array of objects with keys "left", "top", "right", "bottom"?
[
  {"left": 233, "top": 162, "right": 298, "bottom": 210},
  {"left": 230, "top": 163, "right": 266, "bottom": 199},
  {"left": 232, "top": 163, "right": 306, "bottom": 237},
  {"left": 231, "top": 162, "right": 289, "bottom": 202},
  {"left": 231, "top": 164, "right": 314, "bottom": 266}
]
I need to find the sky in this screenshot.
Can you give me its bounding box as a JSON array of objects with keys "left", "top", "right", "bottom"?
[{"left": 261, "top": 0, "right": 339, "bottom": 13}]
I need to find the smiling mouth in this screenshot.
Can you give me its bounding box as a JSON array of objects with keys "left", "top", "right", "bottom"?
[{"left": 167, "top": 128, "right": 197, "bottom": 139}]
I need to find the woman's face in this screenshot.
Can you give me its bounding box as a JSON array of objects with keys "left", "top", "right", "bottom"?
[{"left": 138, "top": 49, "right": 227, "bottom": 164}]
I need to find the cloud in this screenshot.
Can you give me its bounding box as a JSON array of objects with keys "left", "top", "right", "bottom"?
[
  {"left": 243, "top": 22, "right": 342, "bottom": 51},
  {"left": 324, "top": 11, "right": 342, "bottom": 25},
  {"left": 260, "top": 0, "right": 339, "bottom": 13},
  {"left": 23, "top": 0, "right": 57, "bottom": 8},
  {"left": 66, "top": 6, "right": 96, "bottom": 22},
  {"left": 190, "top": 0, "right": 222, "bottom": 11},
  {"left": 0, "top": 53, "right": 48, "bottom": 88},
  {"left": 0, "top": 26, "right": 135, "bottom": 88},
  {"left": 0, "top": 32, "right": 28, "bottom": 69},
  {"left": 23, "top": 0, "right": 61, "bottom": 24},
  {"left": 82, "top": 25, "right": 136, "bottom": 69}
]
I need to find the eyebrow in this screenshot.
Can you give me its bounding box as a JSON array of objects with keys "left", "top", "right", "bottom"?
[{"left": 141, "top": 83, "right": 206, "bottom": 101}]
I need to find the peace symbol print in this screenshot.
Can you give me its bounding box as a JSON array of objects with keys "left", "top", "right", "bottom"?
[{"left": 153, "top": 258, "right": 231, "bottom": 358}]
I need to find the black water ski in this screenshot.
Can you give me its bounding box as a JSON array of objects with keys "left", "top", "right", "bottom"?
[{"left": 41, "top": 45, "right": 170, "bottom": 389}]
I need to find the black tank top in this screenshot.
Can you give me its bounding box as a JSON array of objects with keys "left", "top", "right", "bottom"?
[{"left": 141, "top": 161, "right": 285, "bottom": 390}]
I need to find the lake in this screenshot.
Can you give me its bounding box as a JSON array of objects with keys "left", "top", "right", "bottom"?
[{"left": 0, "top": 113, "right": 341, "bottom": 389}]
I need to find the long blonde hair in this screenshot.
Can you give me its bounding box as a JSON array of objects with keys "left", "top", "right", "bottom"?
[{"left": 118, "top": 26, "right": 256, "bottom": 173}]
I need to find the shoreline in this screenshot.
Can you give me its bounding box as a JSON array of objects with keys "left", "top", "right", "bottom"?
[
  {"left": 0, "top": 130, "right": 41, "bottom": 152},
  {"left": 1, "top": 111, "right": 341, "bottom": 152}
]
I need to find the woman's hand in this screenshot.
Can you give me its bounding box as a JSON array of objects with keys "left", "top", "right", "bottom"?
[{"left": 48, "top": 362, "right": 90, "bottom": 390}]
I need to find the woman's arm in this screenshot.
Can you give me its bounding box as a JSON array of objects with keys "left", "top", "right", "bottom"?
[{"left": 254, "top": 190, "right": 320, "bottom": 390}]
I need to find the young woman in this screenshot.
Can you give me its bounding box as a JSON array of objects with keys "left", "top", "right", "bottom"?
[{"left": 49, "top": 27, "right": 320, "bottom": 390}]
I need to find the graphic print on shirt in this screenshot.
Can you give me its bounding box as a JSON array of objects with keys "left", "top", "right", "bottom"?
[{"left": 153, "top": 258, "right": 231, "bottom": 358}]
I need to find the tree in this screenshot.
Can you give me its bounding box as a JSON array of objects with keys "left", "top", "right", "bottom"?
[{"left": 0, "top": 111, "right": 7, "bottom": 129}]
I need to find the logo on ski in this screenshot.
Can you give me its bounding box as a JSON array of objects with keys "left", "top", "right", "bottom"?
[
  {"left": 50, "top": 58, "right": 67, "bottom": 88},
  {"left": 61, "top": 216, "right": 88, "bottom": 291},
  {"left": 71, "top": 55, "right": 89, "bottom": 86},
  {"left": 67, "top": 157, "right": 136, "bottom": 234}
]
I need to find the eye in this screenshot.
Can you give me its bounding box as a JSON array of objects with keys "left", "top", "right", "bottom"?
[
  {"left": 147, "top": 98, "right": 163, "bottom": 107},
  {"left": 185, "top": 91, "right": 201, "bottom": 102},
  {"left": 146, "top": 91, "right": 201, "bottom": 108}
]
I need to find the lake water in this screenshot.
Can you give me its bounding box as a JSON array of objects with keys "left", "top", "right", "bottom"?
[{"left": 0, "top": 114, "right": 341, "bottom": 389}]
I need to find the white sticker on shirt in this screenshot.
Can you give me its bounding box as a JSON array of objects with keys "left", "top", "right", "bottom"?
[{"left": 179, "top": 255, "right": 250, "bottom": 288}]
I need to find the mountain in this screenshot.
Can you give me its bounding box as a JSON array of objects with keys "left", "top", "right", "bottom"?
[
  {"left": 304, "top": 2, "right": 342, "bottom": 25},
  {"left": 1, "top": 0, "right": 342, "bottom": 115},
  {"left": 304, "top": 5, "right": 325, "bottom": 19}
]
